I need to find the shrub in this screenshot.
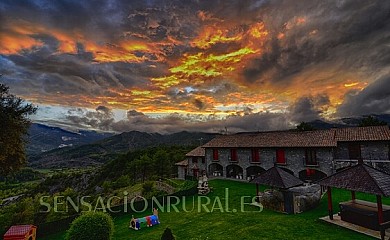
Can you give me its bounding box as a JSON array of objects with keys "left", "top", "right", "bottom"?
[
  {"left": 161, "top": 227, "right": 175, "bottom": 240},
  {"left": 141, "top": 181, "right": 154, "bottom": 195},
  {"left": 65, "top": 212, "right": 114, "bottom": 240}
]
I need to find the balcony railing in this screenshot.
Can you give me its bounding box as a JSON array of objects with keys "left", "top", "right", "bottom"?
[{"left": 334, "top": 159, "right": 390, "bottom": 163}]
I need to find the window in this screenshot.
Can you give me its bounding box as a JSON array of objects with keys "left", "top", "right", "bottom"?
[
  {"left": 192, "top": 157, "right": 198, "bottom": 164},
  {"left": 348, "top": 143, "right": 361, "bottom": 160},
  {"left": 276, "top": 149, "right": 286, "bottom": 164},
  {"left": 230, "top": 149, "right": 238, "bottom": 162},
  {"left": 201, "top": 158, "right": 205, "bottom": 164},
  {"left": 305, "top": 149, "right": 317, "bottom": 165},
  {"left": 251, "top": 148, "right": 260, "bottom": 162},
  {"left": 213, "top": 149, "right": 219, "bottom": 161}
]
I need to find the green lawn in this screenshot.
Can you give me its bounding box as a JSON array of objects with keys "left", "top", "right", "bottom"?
[{"left": 41, "top": 179, "right": 385, "bottom": 240}]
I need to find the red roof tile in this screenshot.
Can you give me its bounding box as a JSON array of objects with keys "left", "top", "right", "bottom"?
[
  {"left": 202, "top": 126, "right": 390, "bottom": 148},
  {"left": 185, "top": 146, "right": 205, "bottom": 157},
  {"left": 334, "top": 125, "right": 390, "bottom": 141},
  {"left": 175, "top": 159, "right": 188, "bottom": 166},
  {"left": 203, "top": 129, "right": 337, "bottom": 148}
]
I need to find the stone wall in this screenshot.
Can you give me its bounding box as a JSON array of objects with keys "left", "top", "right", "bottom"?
[
  {"left": 197, "top": 141, "right": 390, "bottom": 180},
  {"left": 257, "top": 184, "right": 322, "bottom": 214},
  {"left": 177, "top": 166, "right": 186, "bottom": 179},
  {"left": 205, "top": 147, "right": 333, "bottom": 180},
  {"left": 186, "top": 156, "right": 206, "bottom": 176},
  {"left": 335, "top": 141, "right": 390, "bottom": 160},
  {"left": 334, "top": 141, "right": 390, "bottom": 173},
  {"left": 290, "top": 184, "right": 322, "bottom": 213}
]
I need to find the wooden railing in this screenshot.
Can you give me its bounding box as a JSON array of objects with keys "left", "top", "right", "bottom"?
[{"left": 380, "top": 221, "right": 390, "bottom": 240}]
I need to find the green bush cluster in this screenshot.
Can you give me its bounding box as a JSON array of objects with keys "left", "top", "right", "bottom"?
[{"left": 65, "top": 212, "right": 114, "bottom": 240}]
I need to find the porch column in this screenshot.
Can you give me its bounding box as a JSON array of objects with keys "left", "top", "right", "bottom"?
[
  {"left": 327, "top": 186, "right": 333, "bottom": 220},
  {"left": 377, "top": 195, "right": 383, "bottom": 224},
  {"left": 351, "top": 191, "right": 356, "bottom": 201}
]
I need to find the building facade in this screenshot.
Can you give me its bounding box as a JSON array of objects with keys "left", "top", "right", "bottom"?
[
  {"left": 178, "top": 126, "right": 390, "bottom": 181},
  {"left": 176, "top": 146, "right": 206, "bottom": 179}
]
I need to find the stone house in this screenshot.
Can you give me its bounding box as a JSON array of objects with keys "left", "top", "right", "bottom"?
[
  {"left": 176, "top": 146, "right": 206, "bottom": 179},
  {"left": 177, "top": 126, "right": 390, "bottom": 181}
]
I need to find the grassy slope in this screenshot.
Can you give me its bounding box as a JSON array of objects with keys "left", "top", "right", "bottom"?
[{"left": 42, "top": 179, "right": 384, "bottom": 240}]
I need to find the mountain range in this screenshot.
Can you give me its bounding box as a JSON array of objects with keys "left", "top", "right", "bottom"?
[
  {"left": 26, "top": 114, "right": 390, "bottom": 169},
  {"left": 26, "top": 123, "right": 114, "bottom": 157},
  {"left": 27, "top": 128, "right": 215, "bottom": 169}
]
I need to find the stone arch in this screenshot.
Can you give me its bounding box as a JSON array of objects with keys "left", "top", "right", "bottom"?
[
  {"left": 226, "top": 164, "right": 244, "bottom": 179},
  {"left": 246, "top": 166, "right": 266, "bottom": 180},
  {"left": 298, "top": 169, "right": 327, "bottom": 182},
  {"left": 209, "top": 163, "right": 223, "bottom": 177}
]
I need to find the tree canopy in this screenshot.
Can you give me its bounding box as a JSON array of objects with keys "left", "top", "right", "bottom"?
[
  {"left": 296, "top": 122, "right": 315, "bottom": 131},
  {"left": 358, "top": 115, "right": 387, "bottom": 127},
  {"left": 0, "top": 83, "right": 37, "bottom": 175}
]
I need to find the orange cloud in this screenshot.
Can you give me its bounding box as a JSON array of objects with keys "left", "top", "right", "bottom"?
[
  {"left": 344, "top": 82, "right": 359, "bottom": 88},
  {"left": 152, "top": 21, "right": 269, "bottom": 90},
  {"left": 191, "top": 26, "right": 243, "bottom": 49},
  {"left": 0, "top": 33, "right": 43, "bottom": 55},
  {"left": 0, "top": 20, "right": 172, "bottom": 64},
  {"left": 2, "top": 16, "right": 364, "bottom": 119}
]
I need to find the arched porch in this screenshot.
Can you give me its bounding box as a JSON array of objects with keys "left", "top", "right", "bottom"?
[
  {"left": 246, "top": 166, "right": 266, "bottom": 181},
  {"left": 299, "top": 169, "right": 327, "bottom": 182},
  {"left": 209, "top": 163, "right": 223, "bottom": 177},
  {"left": 226, "top": 164, "right": 244, "bottom": 179}
]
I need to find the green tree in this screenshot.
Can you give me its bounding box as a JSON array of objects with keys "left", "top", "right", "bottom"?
[
  {"left": 154, "top": 149, "right": 169, "bottom": 178},
  {"left": 65, "top": 212, "right": 114, "bottom": 240},
  {"left": 139, "top": 154, "right": 153, "bottom": 182},
  {"left": 0, "top": 83, "right": 37, "bottom": 175},
  {"left": 161, "top": 227, "right": 175, "bottom": 240},
  {"left": 296, "top": 122, "right": 315, "bottom": 131},
  {"left": 359, "top": 115, "right": 387, "bottom": 127}
]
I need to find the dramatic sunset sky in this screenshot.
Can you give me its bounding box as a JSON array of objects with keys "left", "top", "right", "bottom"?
[{"left": 1, "top": 0, "right": 389, "bottom": 133}]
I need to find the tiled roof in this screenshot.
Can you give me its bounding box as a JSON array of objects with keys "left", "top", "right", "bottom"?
[
  {"left": 334, "top": 125, "right": 390, "bottom": 141},
  {"left": 175, "top": 159, "right": 188, "bottom": 166},
  {"left": 202, "top": 126, "right": 390, "bottom": 148},
  {"left": 4, "top": 225, "right": 35, "bottom": 237},
  {"left": 203, "top": 129, "right": 337, "bottom": 148},
  {"left": 185, "top": 146, "right": 205, "bottom": 157},
  {"left": 318, "top": 164, "right": 390, "bottom": 196},
  {"left": 251, "top": 167, "right": 304, "bottom": 189}
]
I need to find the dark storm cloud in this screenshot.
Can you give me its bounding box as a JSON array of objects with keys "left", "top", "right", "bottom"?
[
  {"left": 0, "top": 0, "right": 198, "bottom": 102},
  {"left": 96, "top": 105, "right": 111, "bottom": 114},
  {"left": 193, "top": 99, "right": 205, "bottom": 110},
  {"left": 127, "top": 109, "right": 145, "bottom": 118},
  {"left": 337, "top": 75, "right": 390, "bottom": 117},
  {"left": 0, "top": 42, "right": 157, "bottom": 101},
  {"left": 65, "top": 107, "right": 292, "bottom": 134},
  {"left": 242, "top": 0, "right": 390, "bottom": 84},
  {"left": 1, "top": 0, "right": 390, "bottom": 128},
  {"left": 288, "top": 95, "right": 330, "bottom": 122},
  {"left": 65, "top": 106, "right": 114, "bottom": 131}
]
